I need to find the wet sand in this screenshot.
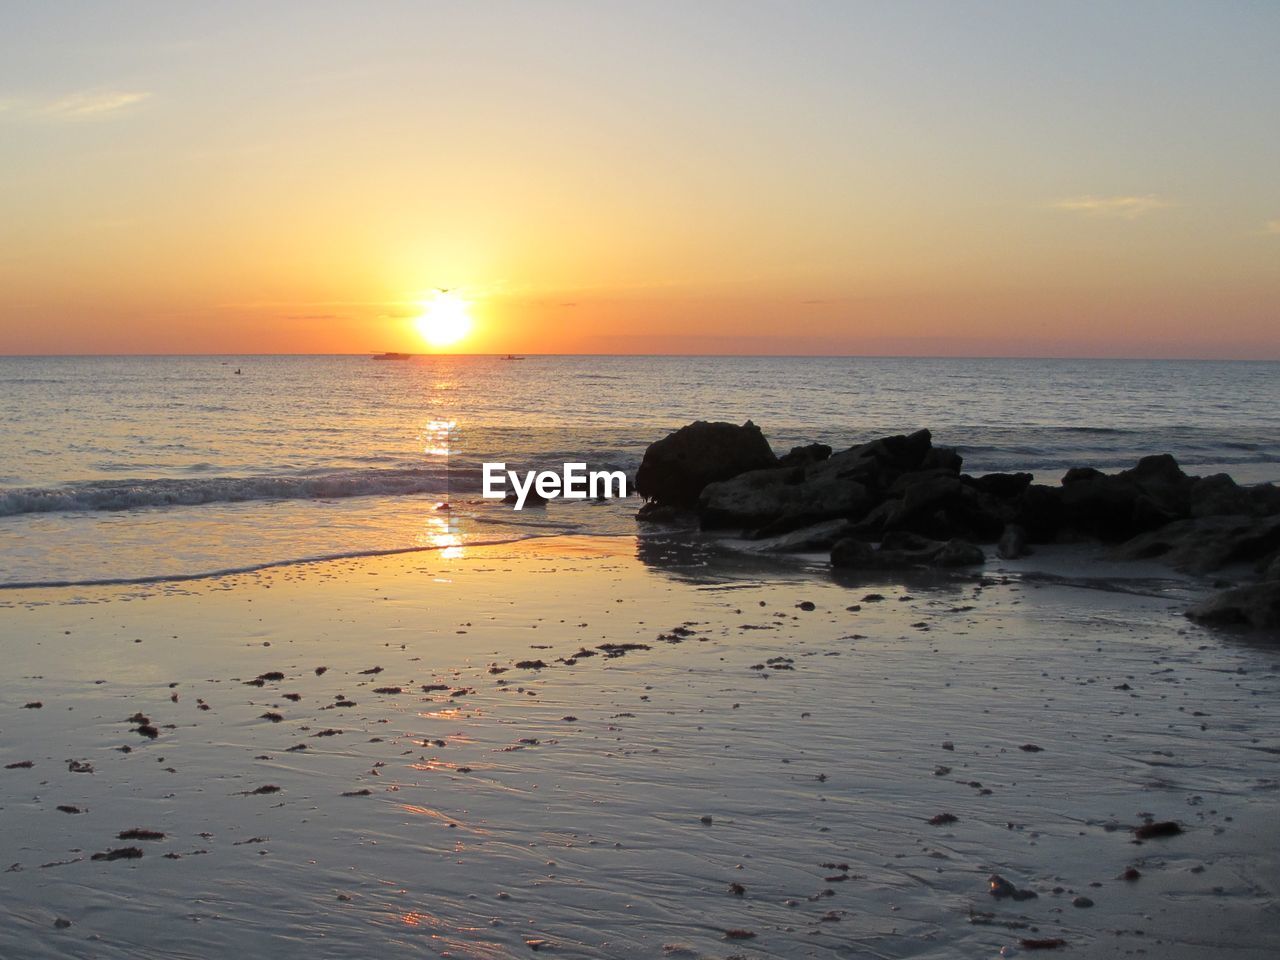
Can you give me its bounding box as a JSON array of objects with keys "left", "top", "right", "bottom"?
[{"left": 1, "top": 535, "right": 1278, "bottom": 958}]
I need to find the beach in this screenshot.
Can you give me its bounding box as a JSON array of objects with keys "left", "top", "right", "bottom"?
[
  {"left": 8, "top": 3, "right": 1280, "bottom": 955},
  {"left": 4, "top": 534, "right": 1277, "bottom": 958}
]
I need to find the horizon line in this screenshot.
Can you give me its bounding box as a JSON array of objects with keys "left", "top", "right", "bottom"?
[{"left": 2, "top": 351, "right": 1279, "bottom": 363}]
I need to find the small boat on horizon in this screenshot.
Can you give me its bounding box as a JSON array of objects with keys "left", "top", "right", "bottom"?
[
  {"left": 372, "top": 352, "right": 412, "bottom": 360},
  {"left": 502, "top": 354, "right": 526, "bottom": 360}
]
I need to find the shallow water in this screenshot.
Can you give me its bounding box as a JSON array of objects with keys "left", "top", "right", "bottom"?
[
  {"left": 2, "top": 538, "right": 1277, "bottom": 958},
  {"left": 1, "top": 355, "right": 1278, "bottom": 586}
]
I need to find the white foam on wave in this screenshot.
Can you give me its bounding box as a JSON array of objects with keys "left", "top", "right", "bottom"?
[{"left": 0, "top": 467, "right": 469, "bottom": 516}]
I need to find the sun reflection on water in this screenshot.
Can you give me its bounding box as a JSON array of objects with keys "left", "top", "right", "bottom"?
[
  {"left": 420, "top": 418, "right": 456, "bottom": 458},
  {"left": 419, "top": 513, "right": 463, "bottom": 559}
]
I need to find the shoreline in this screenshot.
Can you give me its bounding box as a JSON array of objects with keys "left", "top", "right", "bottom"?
[{"left": 3, "top": 535, "right": 1277, "bottom": 958}]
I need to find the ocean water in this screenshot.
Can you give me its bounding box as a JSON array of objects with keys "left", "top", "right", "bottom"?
[{"left": 1, "top": 354, "right": 1277, "bottom": 587}]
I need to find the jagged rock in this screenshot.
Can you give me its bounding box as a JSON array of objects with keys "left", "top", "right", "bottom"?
[
  {"left": 1186, "top": 581, "right": 1280, "bottom": 630},
  {"left": 1111, "top": 514, "right": 1280, "bottom": 574},
  {"left": 635, "top": 421, "right": 777, "bottom": 507},
  {"left": 921, "top": 445, "right": 964, "bottom": 472},
  {"left": 830, "top": 538, "right": 879, "bottom": 568},
  {"left": 777, "top": 442, "right": 832, "bottom": 468},
  {"left": 997, "top": 523, "right": 1030, "bottom": 559},
  {"left": 1055, "top": 454, "right": 1197, "bottom": 541},
  {"left": 932, "top": 538, "right": 986, "bottom": 566},
  {"left": 844, "top": 499, "right": 898, "bottom": 542},
  {"left": 1250, "top": 483, "right": 1280, "bottom": 515},
  {"left": 503, "top": 489, "right": 547, "bottom": 508},
  {"left": 879, "top": 474, "right": 1008, "bottom": 542},
  {"left": 1015, "top": 484, "right": 1064, "bottom": 542},
  {"left": 965, "top": 472, "right": 1033, "bottom": 500},
  {"left": 699, "top": 467, "right": 870, "bottom": 531},
  {"left": 1189, "top": 474, "right": 1254, "bottom": 518},
  {"left": 635, "top": 501, "right": 690, "bottom": 524},
  {"left": 887, "top": 469, "right": 960, "bottom": 499},
  {"left": 808, "top": 429, "right": 939, "bottom": 495},
  {"left": 695, "top": 428, "right": 960, "bottom": 535},
  {"left": 1261, "top": 551, "right": 1280, "bottom": 579}
]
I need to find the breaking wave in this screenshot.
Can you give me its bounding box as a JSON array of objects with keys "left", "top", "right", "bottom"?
[{"left": 0, "top": 467, "right": 465, "bottom": 517}]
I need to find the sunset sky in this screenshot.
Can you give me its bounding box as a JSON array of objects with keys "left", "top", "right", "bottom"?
[{"left": 2, "top": 1, "right": 1278, "bottom": 357}]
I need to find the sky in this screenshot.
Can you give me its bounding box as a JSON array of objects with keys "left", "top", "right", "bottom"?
[{"left": 1, "top": 1, "right": 1278, "bottom": 358}]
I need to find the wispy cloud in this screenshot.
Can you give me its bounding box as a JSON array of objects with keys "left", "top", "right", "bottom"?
[
  {"left": 1052, "top": 195, "right": 1172, "bottom": 219},
  {"left": 1265, "top": 219, "right": 1280, "bottom": 235},
  {"left": 37, "top": 90, "right": 150, "bottom": 120},
  {"left": 1, "top": 90, "right": 152, "bottom": 121}
]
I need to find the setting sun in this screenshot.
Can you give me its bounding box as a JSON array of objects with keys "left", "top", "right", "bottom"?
[{"left": 414, "top": 291, "right": 473, "bottom": 349}]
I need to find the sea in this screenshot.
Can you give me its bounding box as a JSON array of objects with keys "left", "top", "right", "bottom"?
[{"left": 1, "top": 355, "right": 1277, "bottom": 589}]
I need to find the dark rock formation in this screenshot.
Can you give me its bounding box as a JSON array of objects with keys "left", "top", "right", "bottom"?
[
  {"left": 996, "top": 523, "right": 1030, "bottom": 559},
  {"left": 635, "top": 421, "right": 777, "bottom": 507},
  {"left": 634, "top": 420, "right": 1280, "bottom": 625},
  {"left": 966, "top": 472, "right": 1033, "bottom": 500},
  {"left": 699, "top": 467, "right": 870, "bottom": 532},
  {"left": 1186, "top": 581, "right": 1280, "bottom": 631},
  {"left": 1111, "top": 514, "right": 1280, "bottom": 574},
  {"left": 777, "top": 442, "right": 832, "bottom": 469}
]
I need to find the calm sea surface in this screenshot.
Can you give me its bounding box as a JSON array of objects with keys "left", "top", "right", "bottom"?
[{"left": 1, "top": 355, "right": 1277, "bottom": 587}]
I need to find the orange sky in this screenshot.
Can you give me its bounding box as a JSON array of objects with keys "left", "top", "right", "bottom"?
[{"left": 2, "top": 3, "right": 1278, "bottom": 358}]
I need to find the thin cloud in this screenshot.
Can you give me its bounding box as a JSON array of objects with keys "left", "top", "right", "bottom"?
[
  {"left": 1052, "top": 195, "right": 1172, "bottom": 219},
  {"left": 1265, "top": 219, "right": 1280, "bottom": 235},
  {"left": 37, "top": 90, "right": 151, "bottom": 120}
]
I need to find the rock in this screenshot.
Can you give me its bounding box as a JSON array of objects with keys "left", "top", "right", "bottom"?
[
  {"left": 699, "top": 467, "right": 870, "bottom": 531},
  {"left": 1133, "top": 820, "right": 1183, "bottom": 839},
  {"left": 635, "top": 501, "right": 690, "bottom": 524},
  {"left": 1263, "top": 551, "right": 1280, "bottom": 580},
  {"left": 830, "top": 538, "right": 879, "bottom": 569},
  {"left": 933, "top": 538, "right": 986, "bottom": 566},
  {"left": 751, "top": 519, "right": 853, "bottom": 553},
  {"left": 1186, "top": 580, "right": 1280, "bottom": 630},
  {"left": 1058, "top": 473, "right": 1158, "bottom": 542},
  {"left": 1056, "top": 454, "right": 1196, "bottom": 542},
  {"left": 887, "top": 469, "right": 961, "bottom": 499},
  {"left": 965, "top": 472, "right": 1033, "bottom": 500},
  {"left": 811, "top": 429, "right": 938, "bottom": 495},
  {"left": 635, "top": 421, "right": 777, "bottom": 507},
  {"left": 1072, "top": 895, "right": 1094, "bottom": 908},
  {"left": 1189, "top": 473, "right": 1254, "bottom": 518},
  {"left": 1112, "top": 514, "right": 1280, "bottom": 573},
  {"left": 1015, "top": 484, "right": 1064, "bottom": 542},
  {"left": 989, "top": 874, "right": 1037, "bottom": 901},
  {"left": 873, "top": 473, "right": 1007, "bottom": 543},
  {"left": 844, "top": 499, "right": 899, "bottom": 541},
  {"left": 777, "top": 442, "right": 832, "bottom": 468},
  {"left": 503, "top": 488, "right": 547, "bottom": 508},
  {"left": 921, "top": 446, "right": 963, "bottom": 473},
  {"left": 997, "top": 523, "right": 1029, "bottom": 559},
  {"left": 1250, "top": 483, "right": 1280, "bottom": 515}
]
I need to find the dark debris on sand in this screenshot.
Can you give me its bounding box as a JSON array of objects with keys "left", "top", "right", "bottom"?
[
  {"left": 91, "top": 847, "right": 144, "bottom": 862},
  {"left": 1134, "top": 820, "right": 1183, "bottom": 840}
]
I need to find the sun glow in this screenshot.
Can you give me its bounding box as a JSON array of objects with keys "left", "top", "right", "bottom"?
[{"left": 414, "top": 291, "right": 473, "bottom": 349}]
